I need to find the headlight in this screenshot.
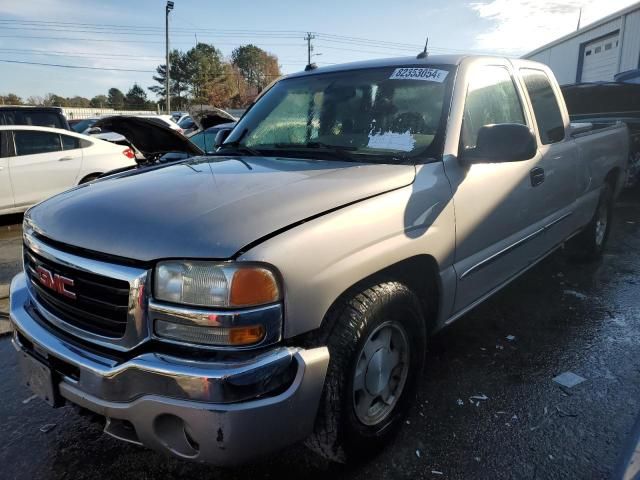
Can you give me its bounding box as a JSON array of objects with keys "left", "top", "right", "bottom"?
[
  {"left": 154, "top": 261, "right": 280, "bottom": 308},
  {"left": 152, "top": 261, "right": 283, "bottom": 348}
]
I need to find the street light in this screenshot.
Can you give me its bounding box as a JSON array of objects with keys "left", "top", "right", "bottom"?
[{"left": 165, "top": 1, "right": 174, "bottom": 113}]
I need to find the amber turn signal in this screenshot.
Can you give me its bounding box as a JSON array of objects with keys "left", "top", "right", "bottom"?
[
  {"left": 229, "top": 268, "right": 280, "bottom": 307},
  {"left": 229, "top": 325, "right": 266, "bottom": 345}
]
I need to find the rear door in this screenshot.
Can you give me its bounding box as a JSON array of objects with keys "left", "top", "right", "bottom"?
[
  {"left": 9, "top": 130, "right": 82, "bottom": 208},
  {"left": 0, "top": 132, "right": 14, "bottom": 211},
  {"left": 519, "top": 68, "right": 579, "bottom": 249}
]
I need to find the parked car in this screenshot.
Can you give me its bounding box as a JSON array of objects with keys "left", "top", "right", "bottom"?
[
  {"left": 614, "top": 69, "right": 640, "bottom": 84},
  {"left": 177, "top": 115, "right": 197, "bottom": 135},
  {"left": 0, "top": 106, "right": 70, "bottom": 130},
  {"left": 561, "top": 82, "right": 640, "bottom": 186},
  {"left": 70, "top": 118, "right": 99, "bottom": 134},
  {"left": 0, "top": 125, "right": 136, "bottom": 215},
  {"left": 171, "top": 111, "right": 189, "bottom": 123},
  {"left": 189, "top": 121, "right": 237, "bottom": 153},
  {"left": 9, "top": 55, "right": 628, "bottom": 466}
]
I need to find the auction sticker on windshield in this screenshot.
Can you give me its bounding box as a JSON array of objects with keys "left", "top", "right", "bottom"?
[{"left": 389, "top": 68, "right": 448, "bottom": 82}]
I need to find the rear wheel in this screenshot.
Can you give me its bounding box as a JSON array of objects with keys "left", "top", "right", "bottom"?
[
  {"left": 568, "top": 183, "right": 614, "bottom": 261},
  {"left": 306, "top": 281, "right": 426, "bottom": 463}
]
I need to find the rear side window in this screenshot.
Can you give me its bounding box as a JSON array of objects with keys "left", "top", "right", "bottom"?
[
  {"left": 61, "top": 134, "right": 81, "bottom": 150},
  {"left": 462, "top": 65, "right": 526, "bottom": 150},
  {"left": 14, "top": 131, "right": 62, "bottom": 156},
  {"left": 0, "top": 110, "right": 65, "bottom": 129},
  {"left": 520, "top": 69, "right": 565, "bottom": 144},
  {"left": 0, "top": 112, "right": 16, "bottom": 126},
  {"left": 18, "top": 112, "right": 65, "bottom": 129}
]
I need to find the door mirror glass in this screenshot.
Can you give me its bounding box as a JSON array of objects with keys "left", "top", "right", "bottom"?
[
  {"left": 464, "top": 123, "right": 537, "bottom": 163},
  {"left": 87, "top": 127, "right": 102, "bottom": 135}
]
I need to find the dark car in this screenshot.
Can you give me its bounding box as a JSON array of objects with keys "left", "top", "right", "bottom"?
[
  {"left": 0, "top": 106, "right": 70, "bottom": 130},
  {"left": 189, "top": 121, "right": 237, "bottom": 153},
  {"left": 562, "top": 82, "right": 640, "bottom": 186}
]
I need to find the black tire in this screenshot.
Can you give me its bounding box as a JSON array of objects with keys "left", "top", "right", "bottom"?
[
  {"left": 568, "top": 183, "right": 614, "bottom": 261},
  {"left": 306, "top": 281, "right": 427, "bottom": 463},
  {"left": 79, "top": 173, "right": 101, "bottom": 184}
]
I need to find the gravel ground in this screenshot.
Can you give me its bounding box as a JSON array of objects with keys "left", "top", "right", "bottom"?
[{"left": 1, "top": 194, "right": 640, "bottom": 479}]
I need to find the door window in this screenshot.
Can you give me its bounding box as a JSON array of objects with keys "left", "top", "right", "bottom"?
[
  {"left": 14, "top": 131, "right": 62, "bottom": 156},
  {"left": 520, "top": 69, "right": 565, "bottom": 144},
  {"left": 462, "top": 66, "right": 526, "bottom": 150},
  {"left": 61, "top": 134, "right": 81, "bottom": 150}
]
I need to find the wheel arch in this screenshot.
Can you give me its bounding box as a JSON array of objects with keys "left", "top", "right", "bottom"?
[{"left": 297, "top": 254, "right": 441, "bottom": 347}]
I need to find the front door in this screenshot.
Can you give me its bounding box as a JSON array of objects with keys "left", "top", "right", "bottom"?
[{"left": 448, "top": 64, "right": 546, "bottom": 313}]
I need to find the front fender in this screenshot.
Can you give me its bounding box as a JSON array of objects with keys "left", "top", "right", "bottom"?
[{"left": 238, "top": 162, "right": 456, "bottom": 339}]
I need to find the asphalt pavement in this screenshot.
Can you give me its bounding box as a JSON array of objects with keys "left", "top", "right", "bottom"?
[{"left": 1, "top": 193, "right": 640, "bottom": 479}]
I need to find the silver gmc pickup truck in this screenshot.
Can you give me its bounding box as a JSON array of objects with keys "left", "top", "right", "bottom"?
[{"left": 9, "top": 55, "right": 628, "bottom": 465}]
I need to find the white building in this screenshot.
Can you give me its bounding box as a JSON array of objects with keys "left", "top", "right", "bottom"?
[{"left": 523, "top": 2, "right": 640, "bottom": 84}]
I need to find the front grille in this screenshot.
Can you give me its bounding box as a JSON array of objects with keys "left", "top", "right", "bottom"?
[{"left": 24, "top": 245, "right": 130, "bottom": 338}]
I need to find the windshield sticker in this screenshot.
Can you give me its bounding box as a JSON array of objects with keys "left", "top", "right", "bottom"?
[
  {"left": 367, "top": 130, "right": 416, "bottom": 152},
  {"left": 389, "top": 68, "right": 448, "bottom": 82}
]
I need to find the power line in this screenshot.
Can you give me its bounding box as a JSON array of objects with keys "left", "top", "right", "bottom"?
[
  {"left": 0, "top": 34, "right": 303, "bottom": 47},
  {"left": 0, "top": 58, "right": 155, "bottom": 72},
  {"left": 0, "top": 58, "right": 282, "bottom": 77},
  {"left": 0, "top": 48, "right": 162, "bottom": 61}
]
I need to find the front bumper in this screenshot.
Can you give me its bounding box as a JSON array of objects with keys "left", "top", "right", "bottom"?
[{"left": 10, "top": 273, "right": 329, "bottom": 465}]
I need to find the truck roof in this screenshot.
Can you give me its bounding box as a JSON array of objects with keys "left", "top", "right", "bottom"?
[{"left": 286, "top": 54, "right": 543, "bottom": 79}]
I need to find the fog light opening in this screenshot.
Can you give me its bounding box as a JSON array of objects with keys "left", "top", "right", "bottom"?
[{"left": 153, "top": 414, "right": 199, "bottom": 458}]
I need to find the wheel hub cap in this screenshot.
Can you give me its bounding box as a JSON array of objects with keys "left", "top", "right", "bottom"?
[
  {"left": 365, "top": 348, "right": 394, "bottom": 396},
  {"left": 352, "top": 321, "right": 410, "bottom": 426}
]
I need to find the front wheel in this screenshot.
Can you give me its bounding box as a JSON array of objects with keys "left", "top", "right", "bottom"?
[
  {"left": 568, "top": 183, "right": 614, "bottom": 261},
  {"left": 306, "top": 281, "right": 426, "bottom": 463}
]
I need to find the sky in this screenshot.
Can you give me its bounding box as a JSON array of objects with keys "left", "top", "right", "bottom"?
[{"left": 0, "top": 0, "right": 638, "bottom": 100}]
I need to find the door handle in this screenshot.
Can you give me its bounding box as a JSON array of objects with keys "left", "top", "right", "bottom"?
[
  {"left": 530, "top": 167, "right": 545, "bottom": 187},
  {"left": 58, "top": 156, "right": 73, "bottom": 162}
]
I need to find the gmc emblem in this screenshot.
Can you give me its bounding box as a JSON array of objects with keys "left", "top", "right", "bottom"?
[{"left": 35, "top": 266, "right": 76, "bottom": 300}]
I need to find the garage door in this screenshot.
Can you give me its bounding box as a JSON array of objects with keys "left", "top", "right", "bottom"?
[{"left": 581, "top": 33, "right": 619, "bottom": 82}]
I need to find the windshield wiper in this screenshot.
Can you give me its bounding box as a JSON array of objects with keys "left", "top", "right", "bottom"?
[{"left": 263, "top": 142, "right": 361, "bottom": 161}]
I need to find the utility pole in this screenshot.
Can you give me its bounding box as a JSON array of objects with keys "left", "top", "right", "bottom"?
[
  {"left": 305, "top": 32, "right": 316, "bottom": 65},
  {"left": 165, "top": 1, "right": 174, "bottom": 113}
]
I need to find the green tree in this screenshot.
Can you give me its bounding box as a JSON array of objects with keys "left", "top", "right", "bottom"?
[
  {"left": 149, "top": 50, "right": 189, "bottom": 110},
  {"left": 231, "top": 44, "right": 281, "bottom": 92},
  {"left": 90, "top": 95, "right": 108, "bottom": 108},
  {"left": 43, "top": 93, "right": 67, "bottom": 106},
  {"left": 125, "top": 83, "right": 149, "bottom": 108},
  {"left": 107, "top": 88, "right": 125, "bottom": 109},
  {"left": 66, "top": 96, "right": 91, "bottom": 107},
  {"left": 184, "top": 43, "right": 225, "bottom": 104},
  {"left": 0, "top": 93, "right": 23, "bottom": 105}
]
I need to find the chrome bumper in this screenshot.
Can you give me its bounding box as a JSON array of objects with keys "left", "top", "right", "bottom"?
[{"left": 10, "top": 273, "right": 330, "bottom": 465}]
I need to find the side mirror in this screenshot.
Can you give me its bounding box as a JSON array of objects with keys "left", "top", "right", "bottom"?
[
  {"left": 214, "top": 128, "right": 233, "bottom": 148},
  {"left": 465, "top": 123, "right": 537, "bottom": 163},
  {"left": 87, "top": 127, "right": 102, "bottom": 135}
]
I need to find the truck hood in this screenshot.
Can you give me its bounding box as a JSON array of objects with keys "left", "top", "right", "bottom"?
[{"left": 27, "top": 156, "right": 415, "bottom": 262}]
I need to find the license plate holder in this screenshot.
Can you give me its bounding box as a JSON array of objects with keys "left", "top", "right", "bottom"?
[{"left": 19, "top": 352, "right": 59, "bottom": 407}]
